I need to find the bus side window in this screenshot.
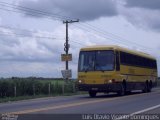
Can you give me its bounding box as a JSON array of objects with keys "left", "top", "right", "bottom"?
[{"left": 116, "top": 51, "right": 120, "bottom": 71}]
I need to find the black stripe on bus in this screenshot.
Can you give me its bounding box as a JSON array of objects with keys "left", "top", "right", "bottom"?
[{"left": 121, "top": 73, "right": 157, "bottom": 77}]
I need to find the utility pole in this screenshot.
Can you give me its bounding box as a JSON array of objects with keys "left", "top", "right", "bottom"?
[
  {"left": 63, "top": 19, "right": 79, "bottom": 70},
  {"left": 61, "top": 19, "right": 79, "bottom": 81}
]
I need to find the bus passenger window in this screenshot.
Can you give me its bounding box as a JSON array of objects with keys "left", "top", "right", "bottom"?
[{"left": 116, "top": 51, "right": 120, "bottom": 71}]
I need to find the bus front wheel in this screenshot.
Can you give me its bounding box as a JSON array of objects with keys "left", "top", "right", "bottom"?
[{"left": 89, "top": 91, "right": 97, "bottom": 97}]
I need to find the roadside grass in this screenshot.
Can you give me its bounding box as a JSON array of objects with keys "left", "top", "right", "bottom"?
[
  {"left": 0, "top": 79, "right": 88, "bottom": 103},
  {"left": 0, "top": 77, "right": 159, "bottom": 103},
  {"left": 0, "top": 91, "right": 87, "bottom": 103},
  {"left": 0, "top": 79, "right": 85, "bottom": 103}
]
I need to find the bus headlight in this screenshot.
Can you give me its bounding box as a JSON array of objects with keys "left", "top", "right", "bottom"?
[
  {"left": 108, "top": 80, "right": 112, "bottom": 83},
  {"left": 78, "top": 80, "right": 82, "bottom": 83},
  {"left": 108, "top": 79, "right": 115, "bottom": 83}
]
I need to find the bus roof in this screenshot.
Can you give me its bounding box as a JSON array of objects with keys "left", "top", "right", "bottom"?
[{"left": 80, "top": 45, "right": 156, "bottom": 60}]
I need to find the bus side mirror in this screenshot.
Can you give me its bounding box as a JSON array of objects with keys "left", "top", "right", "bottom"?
[{"left": 116, "top": 51, "right": 120, "bottom": 71}]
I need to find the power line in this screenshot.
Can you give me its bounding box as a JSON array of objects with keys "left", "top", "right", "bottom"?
[
  {"left": 70, "top": 40, "right": 85, "bottom": 46},
  {"left": 0, "top": 31, "right": 56, "bottom": 40},
  {"left": 0, "top": 30, "right": 84, "bottom": 48},
  {"left": 81, "top": 22, "right": 153, "bottom": 50},
  {"left": 0, "top": 25, "right": 64, "bottom": 38},
  {"left": 0, "top": 25, "right": 42, "bottom": 35},
  {"left": 0, "top": 6, "right": 61, "bottom": 21},
  {"left": 72, "top": 24, "right": 129, "bottom": 47},
  {"left": 0, "top": 2, "right": 147, "bottom": 47},
  {"left": 0, "top": 25, "right": 84, "bottom": 48},
  {"left": 74, "top": 23, "right": 152, "bottom": 51},
  {"left": 0, "top": 1, "right": 70, "bottom": 21},
  {"left": 0, "top": 24, "right": 68, "bottom": 42},
  {"left": 0, "top": 1, "right": 157, "bottom": 53}
]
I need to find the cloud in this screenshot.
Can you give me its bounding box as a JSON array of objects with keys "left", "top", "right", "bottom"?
[
  {"left": 118, "top": 0, "right": 160, "bottom": 32},
  {"left": 0, "top": 61, "right": 62, "bottom": 78},
  {"left": 19, "top": 0, "right": 118, "bottom": 21},
  {"left": 0, "top": 24, "right": 99, "bottom": 77},
  {"left": 1, "top": 0, "right": 160, "bottom": 77},
  {"left": 19, "top": 0, "right": 160, "bottom": 32},
  {"left": 0, "top": 22, "right": 122, "bottom": 77},
  {"left": 0, "top": 26, "right": 66, "bottom": 77},
  {"left": 125, "top": 0, "right": 160, "bottom": 10},
  {"left": 120, "top": 7, "right": 160, "bottom": 31},
  {"left": 18, "top": 0, "right": 160, "bottom": 31},
  {"left": 0, "top": 26, "right": 61, "bottom": 62},
  {"left": 0, "top": 24, "right": 160, "bottom": 77}
]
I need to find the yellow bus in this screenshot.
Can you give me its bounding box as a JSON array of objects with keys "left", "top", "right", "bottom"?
[{"left": 77, "top": 45, "right": 158, "bottom": 97}]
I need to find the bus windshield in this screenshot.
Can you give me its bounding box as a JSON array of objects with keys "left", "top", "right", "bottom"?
[{"left": 78, "top": 50, "right": 115, "bottom": 72}]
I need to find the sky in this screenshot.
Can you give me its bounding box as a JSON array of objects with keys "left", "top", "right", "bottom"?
[{"left": 0, "top": 0, "right": 160, "bottom": 78}]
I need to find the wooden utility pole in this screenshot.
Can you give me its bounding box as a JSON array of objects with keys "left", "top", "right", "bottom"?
[{"left": 63, "top": 19, "right": 79, "bottom": 71}]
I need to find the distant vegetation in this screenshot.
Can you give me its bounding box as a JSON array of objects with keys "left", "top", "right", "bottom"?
[{"left": 0, "top": 77, "right": 78, "bottom": 99}]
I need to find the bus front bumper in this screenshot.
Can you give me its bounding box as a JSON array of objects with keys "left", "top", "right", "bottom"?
[{"left": 78, "top": 83, "right": 121, "bottom": 92}]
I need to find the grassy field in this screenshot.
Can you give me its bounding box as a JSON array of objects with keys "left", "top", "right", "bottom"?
[
  {"left": 1, "top": 77, "right": 159, "bottom": 103},
  {"left": 0, "top": 78, "right": 79, "bottom": 103},
  {"left": 0, "top": 92, "right": 84, "bottom": 103}
]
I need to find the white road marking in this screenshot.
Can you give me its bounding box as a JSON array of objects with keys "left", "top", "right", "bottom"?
[
  {"left": 115, "top": 104, "right": 160, "bottom": 120},
  {"left": 130, "top": 104, "right": 160, "bottom": 115}
]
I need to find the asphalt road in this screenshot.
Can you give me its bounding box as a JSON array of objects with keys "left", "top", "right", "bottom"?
[{"left": 0, "top": 88, "right": 160, "bottom": 115}]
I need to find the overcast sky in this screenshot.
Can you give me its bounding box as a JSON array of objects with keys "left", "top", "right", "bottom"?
[{"left": 0, "top": 0, "right": 160, "bottom": 78}]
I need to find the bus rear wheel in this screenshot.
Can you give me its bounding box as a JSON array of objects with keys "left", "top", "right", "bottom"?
[
  {"left": 147, "top": 81, "right": 152, "bottom": 92},
  {"left": 142, "top": 81, "right": 152, "bottom": 93},
  {"left": 117, "top": 83, "right": 125, "bottom": 96},
  {"left": 142, "top": 82, "right": 148, "bottom": 93},
  {"left": 89, "top": 91, "right": 97, "bottom": 97}
]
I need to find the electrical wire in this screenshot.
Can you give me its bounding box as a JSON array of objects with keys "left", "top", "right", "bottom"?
[
  {"left": 0, "top": 31, "right": 56, "bottom": 39},
  {"left": 0, "top": 1, "right": 158, "bottom": 54},
  {"left": 0, "top": 1, "right": 151, "bottom": 50}
]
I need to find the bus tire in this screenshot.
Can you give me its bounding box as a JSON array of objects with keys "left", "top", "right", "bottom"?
[
  {"left": 89, "top": 91, "right": 97, "bottom": 97},
  {"left": 117, "top": 83, "right": 125, "bottom": 96},
  {"left": 125, "top": 91, "right": 131, "bottom": 95},
  {"left": 147, "top": 81, "right": 152, "bottom": 92},
  {"left": 142, "top": 81, "right": 149, "bottom": 93}
]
